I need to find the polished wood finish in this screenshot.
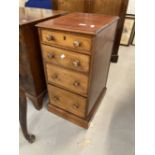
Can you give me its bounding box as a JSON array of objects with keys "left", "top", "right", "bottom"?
[
  {"left": 42, "top": 45, "right": 90, "bottom": 73},
  {"left": 20, "top": 7, "right": 66, "bottom": 25},
  {"left": 48, "top": 85, "right": 87, "bottom": 118},
  {"left": 52, "top": 0, "right": 129, "bottom": 62},
  {"left": 87, "top": 22, "right": 118, "bottom": 113},
  {"left": 19, "top": 7, "right": 66, "bottom": 109},
  {"left": 52, "top": 0, "right": 89, "bottom": 12},
  {"left": 48, "top": 87, "right": 106, "bottom": 128},
  {"left": 38, "top": 13, "right": 118, "bottom": 35},
  {"left": 40, "top": 29, "right": 92, "bottom": 51},
  {"left": 46, "top": 64, "right": 88, "bottom": 95},
  {"left": 90, "top": 0, "right": 122, "bottom": 15},
  {"left": 19, "top": 88, "right": 35, "bottom": 143},
  {"left": 37, "top": 13, "right": 119, "bottom": 128}
]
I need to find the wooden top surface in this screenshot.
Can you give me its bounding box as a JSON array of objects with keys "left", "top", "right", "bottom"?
[
  {"left": 19, "top": 7, "right": 66, "bottom": 26},
  {"left": 36, "top": 12, "right": 119, "bottom": 35}
]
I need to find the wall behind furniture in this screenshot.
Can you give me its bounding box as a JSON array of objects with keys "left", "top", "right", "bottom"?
[{"left": 127, "top": 0, "right": 135, "bottom": 14}]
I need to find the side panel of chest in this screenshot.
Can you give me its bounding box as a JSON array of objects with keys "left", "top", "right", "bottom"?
[{"left": 87, "top": 22, "right": 118, "bottom": 114}]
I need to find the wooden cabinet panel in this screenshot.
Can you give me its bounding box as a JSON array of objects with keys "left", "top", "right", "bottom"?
[
  {"left": 88, "top": 22, "right": 118, "bottom": 113},
  {"left": 41, "top": 29, "right": 92, "bottom": 52},
  {"left": 53, "top": 0, "right": 87, "bottom": 12},
  {"left": 19, "top": 36, "right": 36, "bottom": 96},
  {"left": 91, "top": 0, "right": 122, "bottom": 15},
  {"left": 42, "top": 45, "right": 90, "bottom": 73},
  {"left": 48, "top": 85, "right": 87, "bottom": 118},
  {"left": 46, "top": 64, "right": 89, "bottom": 96}
]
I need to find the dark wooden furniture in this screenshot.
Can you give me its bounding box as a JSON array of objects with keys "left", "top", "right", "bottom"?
[
  {"left": 19, "top": 7, "right": 66, "bottom": 109},
  {"left": 52, "top": 0, "right": 129, "bottom": 62},
  {"left": 19, "top": 7, "right": 66, "bottom": 141},
  {"left": 36, "top": 13, "right": 119, "bottom": 128}
]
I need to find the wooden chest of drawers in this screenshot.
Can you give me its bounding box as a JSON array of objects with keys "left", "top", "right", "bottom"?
[{"left": 36, "top": 13, "right": 119, "bottom": 128}]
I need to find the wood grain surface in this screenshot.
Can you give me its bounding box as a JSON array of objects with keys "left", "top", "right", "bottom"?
[
  {"left": 42, "top": 44, "right": 90, "bottom": 73},
  {"left": 46, "top": 64, "right": 89, "bottom": 96},
  {"left": 36, "top": 13, "right": 119, "bottom": 35},
  {"left": 40, "top": 29, "right": 92, "bottom": 51},
  {"left": 48, "top": 85, "right": 87, "bottom": 118}
]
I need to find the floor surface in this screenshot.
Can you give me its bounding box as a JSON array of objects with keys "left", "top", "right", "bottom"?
[{"left": 19, "top": 45, "right": 135, "bottom": 155}]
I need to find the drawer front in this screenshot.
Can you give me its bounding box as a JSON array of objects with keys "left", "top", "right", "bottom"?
[
  {"left": 46, "top": 64, "right": 88, "bottom": 95},
  {"left": 42, "top": 45, "right": 90, "bottom": 73},
  {"left": 41, "top": 29, "right": 92, "bottom": 52},
  {"left": 48, "top": 85, "right": 86, "bottom": 118}
]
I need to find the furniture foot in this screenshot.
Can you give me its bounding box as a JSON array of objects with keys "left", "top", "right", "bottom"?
[
  {"left": 111, "top": 54, "right": 119, "bottom": 63},
  {"left": 26, "top": 134, "right": 36, "bottom": 143}
]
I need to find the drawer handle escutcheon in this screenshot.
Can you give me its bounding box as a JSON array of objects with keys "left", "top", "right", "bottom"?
[
  {"left": 63, "top": 36, "right": 66, "bottom": 40},
  {"left": 73, "top": 81, "right": 80, "bottom": 87},
  {"left": 72, "top": 60, "right": 80, "bottom": 67},
  {"left": 46, "top": 35, "right": 55, "bottom": 41},
  {"left": 73, "top": 103, "right": 79, "bottom": 109},
  {"left": 48, "top": 53, "right": 55, "bottom": 59},
  {"left": 51, "top": 74, "right": 58, "bottom": 80},
  {"left": 53, "top": 96, "right": 60, "bottom": 102},
  {"left": 73, "top": 40, "right": 81, "bottom": 47}
]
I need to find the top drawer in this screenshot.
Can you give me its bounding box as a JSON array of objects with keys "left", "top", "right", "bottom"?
[{"left": 40, "top": 29, "right": 92, "bottom": 53}]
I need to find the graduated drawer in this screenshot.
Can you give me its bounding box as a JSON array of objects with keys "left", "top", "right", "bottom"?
[
  {"left": 40, "top": 29, "right": 92, "bottom": 52},
  {"left": 48, "top": 85, "right": 86, "bottom": 118},
  {"left": 46, "top": 64, "right": 88, "bottom": 96},
  {"left": 42, "top": 45, "right": 90, "bottom": 73}
]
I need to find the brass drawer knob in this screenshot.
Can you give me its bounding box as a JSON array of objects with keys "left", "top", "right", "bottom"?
[
  {"left": 60, "top": 54, "right": 66, "bottom": 59},
  {"left": 73, "top": 40, "right": 81, "bottom": 47},
  {"left": 53, "top": 96, "right": 60, "bottom": 101},
  {"left": 73, "top": 81, "right": 80, "bottom": 87},
  {"left": 72, "top": 60, "right": 80, "bottom": 67},
  {"left": 46, "top": 35, "right": 55, "bottom": 41},
  {"left": 73, "top": 103, "right": 79, "bottom": 109},
  {"left": 47, "top": 53, "right": 55, "bottom": 59}
]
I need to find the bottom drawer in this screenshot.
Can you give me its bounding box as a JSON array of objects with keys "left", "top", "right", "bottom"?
[{"left": 48, "top": 84, "right": 87, "bottom": 118}]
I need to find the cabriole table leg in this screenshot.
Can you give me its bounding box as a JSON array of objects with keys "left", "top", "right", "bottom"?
[{"left": 19, "top": 88, "right": 35, "bottom": 143}]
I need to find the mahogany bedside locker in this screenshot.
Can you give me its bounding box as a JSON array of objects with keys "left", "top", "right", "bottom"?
[{"left": 36, "top": 13, "right": 119, "bottom": 128}]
